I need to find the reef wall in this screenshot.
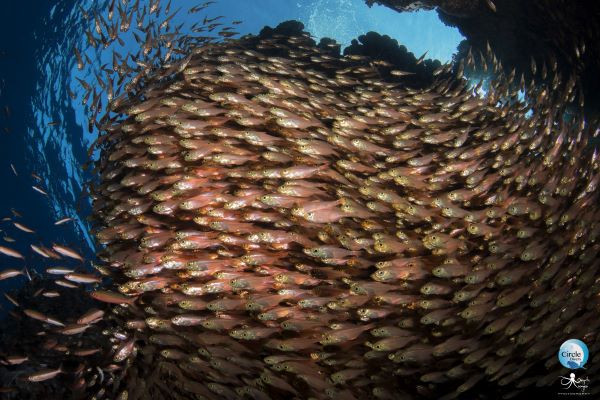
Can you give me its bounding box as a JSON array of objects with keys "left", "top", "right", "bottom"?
[{"left": 366, "top": 0, "right": 600, "bottom": 115}]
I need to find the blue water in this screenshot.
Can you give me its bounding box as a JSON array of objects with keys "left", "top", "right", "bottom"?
[{"left": 0, "top": 0, "right": 462, "bottom": 301}]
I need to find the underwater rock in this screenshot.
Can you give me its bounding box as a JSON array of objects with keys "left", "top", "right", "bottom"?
[
  {"left": 344, "top": 31, "right": 441, "bottom": 88},
  {"left": 365, "top": 0, "right": 477, "bottom": 16},
  {"left": 366, "top": 0, "right": 600, "bottom": 117}
]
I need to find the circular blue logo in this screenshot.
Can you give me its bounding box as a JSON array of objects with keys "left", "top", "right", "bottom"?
[{"left": 558, "top": 339, "right": 589, "bottom": 369}]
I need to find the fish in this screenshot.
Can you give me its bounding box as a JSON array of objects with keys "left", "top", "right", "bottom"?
[
  {"left": 485, "top": 0, "right": 497, "bottom": 13},
  {"left": 23, "top": 309, "right": 65, "bottom": 327},
  {"left": 54, "top": 217, "right": 73, "bottom": 225},
  {"left": 390, "top": 70, "right": 416, "bottom": 77},
  {"left": 90, "top": 290, "right": 136, "bottom": 305},
  {"left": 0, "top": 268, "right": 24, "bottom": 280},
  {"left": 0, "top": 245, "right": 24, "bottom": 259},
  {"left": 113, "top": 339, "right": 136, "bottom": 362},
  {"left": 73, "top": 47, "right": 84, "bottom": 70},
  {"left": 51, "top": 244, "right": 84, "bottom": 261},
  {"left": 3, "top": 293, "right": 19, "bottom": 307},
  {"left": 13, "top": 222, "right": 34, "bottom": 233},
  {"left": 65, "top": 273, "right": 102, "bottom": 284},
  {"left": 4, "top": 355, "right": 28, "bottom": 365},
  {"left": 55, "top": 280, "right": 79, "bottom": 289},
  {"left": 57, "top": 324, "right": 91, "bottom": 335},
  {"left": 31, "top": 185, "right": 48, "bottom": 195},
  {"left": 25, "top": 368, "right": 63, "bottom": 382},
  {"left": 46, "top": 266, "right": 75, "bottom": 275},
  {"left": 320, "top": 324, "right": 374, "bottom": 345}
]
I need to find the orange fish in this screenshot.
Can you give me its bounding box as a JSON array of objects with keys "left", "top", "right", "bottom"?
[
  {"left": 52, "top": 244, "right": 84, "bottom": 261},
  {"left": 90, "top": 290, "right": 136, "bottom": 305},
  {"left": 0, "top": 246, "right": 24, "bottom": 259}
]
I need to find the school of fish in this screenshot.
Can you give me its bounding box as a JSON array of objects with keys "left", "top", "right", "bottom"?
[{"left": 0, "top": 0, "right": 598, "bottom": 399}]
